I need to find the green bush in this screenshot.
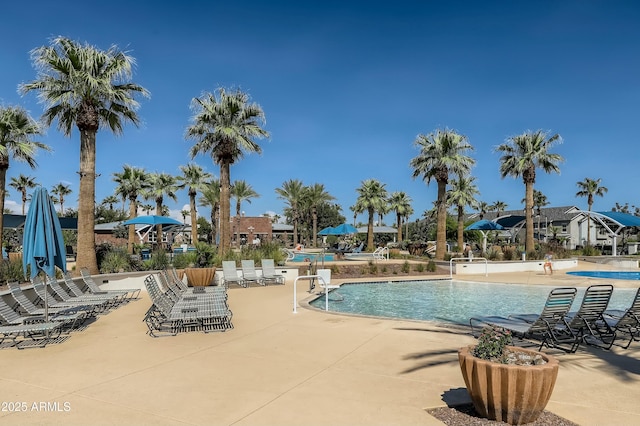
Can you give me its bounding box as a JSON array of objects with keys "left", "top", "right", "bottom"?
[
  {"left": 427, "top": 260, "right": 436, "bottom": 272},
  {"left": 367, "top": 260, "right": 378, "bottom": 275},
  {"left": 100, "top": 249, "right": 133, "bottom": 274},
  {"left": 0, "top": 258, "right": 26, "bottom": 282},
  {"left": 414, "top": 263, "right": 425, "bottom": 273},
  {"left": 487, "top": 247, "right": 502, "bottom": 261},
  {"left": 401, "top": 261, "right": 410, "bottom": 273},
  {"left": 581, "top": 245, "right": 601, "bottom": 256},
  {"left": 145, "top": 250, "right": 170, "bottom": 270},
  {"left": 502, "top": 245, "right": 517, "bottom": 260},
  {"left": 171, "top": 253, "right": 196, "bottom": 269}
]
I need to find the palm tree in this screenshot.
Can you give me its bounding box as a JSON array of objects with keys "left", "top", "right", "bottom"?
[
  {"left": 20, "top": 37, "right": 150, "bottom": 274},
  {"left": 9, "top": 174, "right": 37, "bottom": 215},
  {"left": 303, "top": 183, "right": 334, "bottom": 247},
  {"left": 142, "top": 204, "right": 154, "bottom": 215},
  {"left": 101, "top": 195, "right": 119, "bottom": 211},
  {"left": 490, "top": 200, "right": 508, "bottom": 217},
  {"left": 186, "top": 88, "right": 269, "bottom": 254},
  {"left": 476, "top": 201, "right": 490, "bottom": 220},
  {"left": 388, "top": 191, "right": 413, "bottom": 243},
  {"left": 355, "top": 179, "right": 388, "bottom": 250},
  {"left": 178, "top": 163, "right": 212, "bottom": 245},
  {"left": 199, "top": 179, "right": 221, "bottom": 244},
  {"left": 113, "top": 165, "right": 151, "bottom": 253},
  {"left": 144, "top": 172, "right": 178, "bottom": 242},
  {"left": 276, "top": 179, "right": 305, "bottom": 247},
  {"left": 576, "top": 177, "right": 608, "bottom": 247},
  {"left": 51, "top": 183, "right": 72, "bottom": 214},
  {"left": 0, "top": 106, "right": 48, "bottom": 239},
  {"left": 411, "top": 128, "right": 475, "bottom": 259},
  {"left": 231, "top": 180, "right": 260, "bottom": 246},
  {"left": 180, "top": 209, "right": 189, "bottom": 224},
  {"left": 448, "top": 176, "right": 480, "bottom": 252},
  {"left": 403, "top": 205, "right": 414, "bottom": 242},
  {"left": 528, "top": 190, "right": 550, "bottom": 241},
  {"left": 496, "top": 130, "right": 563, "bottom": 253}
]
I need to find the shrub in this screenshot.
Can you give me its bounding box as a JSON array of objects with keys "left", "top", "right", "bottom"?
[
  {"left": 0, "top": 258, "right": 26, "bottom": 282},
  {"left": 145, "top": 250, "right": 170, "bottom": 270},
  {"left": 414, "top": 263, "right": 425, "bottom": 273},
  {"left": 487, "top": 247, "right": 502, "bottom": 261},
  {"left": 473, "top": 325, "right": 513, "bottom": 363},
  {"left": 100, "top": 249, "right": 133, "bottom": 274},
  {"left": 368, "top": 261, "right": 378, "bottom": 275},
  {"left": 426, "top": 260, "right": 436, "bottom": 272},
  {"left": 502, "top": 245, "right": 517, "bottom": 260},
  {"left": 171, "top": 253, "right": 196, "bottom": 269}
]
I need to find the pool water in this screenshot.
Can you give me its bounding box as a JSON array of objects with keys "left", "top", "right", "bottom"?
[
  {"left": 566, "top": 271, "right": 640, "bottom": 280},
  {"left": 309, "top": 280, "right": 636, "bottom": 325},
  {"left": 291, "top": 253, "right": 335, "bottom": 262}
]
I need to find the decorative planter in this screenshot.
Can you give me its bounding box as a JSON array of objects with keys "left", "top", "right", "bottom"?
[
  {"left": 458, "top": 345, "right": 559, "bottom": 425},
  {"left": 184, "top": 267, "right": 216, "bottom": 287}
]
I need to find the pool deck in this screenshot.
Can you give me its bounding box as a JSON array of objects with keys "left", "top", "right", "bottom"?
[{"left": 2, "top": 260, "right": 640, "bottom": 425}]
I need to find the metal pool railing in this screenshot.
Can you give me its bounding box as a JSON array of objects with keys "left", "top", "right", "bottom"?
[
  {"left": 293, "top": 274, "right": 339, "bottom": 313},
  {"left": 449, "top": 256, "right": 488, "bottom": 278}
]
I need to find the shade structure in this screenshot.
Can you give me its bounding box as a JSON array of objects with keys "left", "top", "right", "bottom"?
[
  {"left": 465, "top": 220, "right": 505, "bottom": 253},
  {"left": 122, "top": 215, "right": 183, "bottom": 226},
  {"left": 318, "top": 226, "right": 336, "bottom": 236},
  {"left": 332, "top": 223, "right": 358, "bottom": 235},
  {"left": 22, "top": 187, "right": 67, "bottom": 322}
]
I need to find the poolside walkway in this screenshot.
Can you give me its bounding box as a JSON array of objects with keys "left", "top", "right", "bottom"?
[{"left": 2, "top": 262, "right": 640, "bottom": 425}]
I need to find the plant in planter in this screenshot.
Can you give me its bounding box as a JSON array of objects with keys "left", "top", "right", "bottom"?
[{"left": 459, "top": 325, "right": 559, "bottom": 425}]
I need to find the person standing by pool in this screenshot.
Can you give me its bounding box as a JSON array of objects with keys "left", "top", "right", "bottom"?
[{"left": 544, "top": 251, "right": 553, "bottom": 274}]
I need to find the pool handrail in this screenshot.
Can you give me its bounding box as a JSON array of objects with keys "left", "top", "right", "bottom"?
[
  {"left": 449, "top": 257, "right": 488, "bottom": 278},
  {"left": 293, "top": 274, "right": 338, "bottom": 313}
]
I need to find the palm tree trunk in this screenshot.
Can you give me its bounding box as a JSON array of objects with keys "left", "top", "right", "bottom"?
[
  {"left": 524, "top": 181, "right": 535, "bottom": 253},
  {"left": 367, "top": 208, "right": 374, "bottom": 250},
  {"left": 0, "top": 166, "right": 7, "bottom": 242},
  {"left": 155, "top": 201, "right": 163, "bottom": 249},
  {"left": 396, "top": 213, "right": 402, "bottom": 243},
  {"left": 128, "top": 196, "right": 137, "bottom": 254},
  {"left": 190, "top": 194, "right": 198, "bottom": 244},
  {"left": 219, "top": 163, "right": 231, "bottom": 253},
  {"left": 435, "top": 180, "right": 447, "bottom": 259},
  {"left": 457, "top": 205, "right": 464, "bottom": 252},
  {"left": 586, "top": 203, "right": 592, "bottom": 246},
  {"left": 312, "top": 207, "right": 318, "bottom": 248},
  {"left": 76, "top": 129, "right": 99, "bottom": 274}
]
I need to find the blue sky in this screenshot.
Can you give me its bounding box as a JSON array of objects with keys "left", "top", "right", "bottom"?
[{"left": 1, "top": 1, "right": 639, "bottom": 226}]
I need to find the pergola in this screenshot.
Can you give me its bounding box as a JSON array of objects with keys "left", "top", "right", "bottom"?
[{"left": 578, "top": 211, "right": 640, "bottom": 256}]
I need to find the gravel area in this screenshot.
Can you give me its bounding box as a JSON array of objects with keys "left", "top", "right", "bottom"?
[{"left": 428, "top": 404, "right": 579, "bottom": 426}]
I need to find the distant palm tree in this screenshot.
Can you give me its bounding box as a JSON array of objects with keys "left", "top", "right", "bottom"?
[
  {"left": 186, "top": 88, "right": 269, "bottom": 254},
  {"left": 51, "top": 183, "right": 72, "bottom": 213},
  {"left": 180, "top": 209, "right": 190, "bottom": 224},
  {"left": 527, "top": 190, "right": 550, "bottom": 241},
  {"left": 101, "top": 195, "right": 119, "bottom": 211},
  {"left": 411, "top": 128, "right": 475, "bottom": 259},
  {"left": 231, "top": 180, "right": 259, "bottom": 217},
  {"left": 142, "top": 204, "right": 154, "bottom": 215},
  {"left": 178, "top": 163, "right": 212, "bottom": 245},
  {"left": 448, "top": 176, "right": 480, "bottom": 252},
  {"left": 113, "top": 165, "right": 151, "bottom": 253},
  {"left": 9, "top": 174, "right": 37, "bottom": 215},
  {"left": 145, "top": 172, "right": 178, "bottom": 241},
  {"left": 576, "top": 177, "right": 608, "bottom": 247},
  {"left": 355, "top": 179, "right": 388, "bottom": 250},
  {"left": 20, "top": 37, "right": 150, "bottom": 273},
  {"left": 476, "top": 201, "right": 489, "bottom": 220},
  {"left": 303, "top": 183, "right": 334, "bottom": 247},
  {"left": 0, "top": 106, "right": 48, "bottom": 239},
  {"left": 496, "top": 130, "right": 563, "bottom": 253},
  {"left": 276, "top": 179, "right": 305, "bottom": 247},
  {"left": 388, "top": 191, "right": 413, "bottom": 243},
  {"left": 490, "top": 200, "right": 508, "bottom": 216},
  {"left": 199, "top": 179, "right": 221, "bottom": 244},
  {"left": 350, "top": 202, "right": 363, "bottom": 227}
]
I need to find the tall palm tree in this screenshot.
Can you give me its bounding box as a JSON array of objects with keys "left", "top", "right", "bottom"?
[
  {"left": 51, "top": 183, "right": 72, "bottom": 214},
  {"left": 411, "top": 128, "right": 475, "bottom": 259},
  {"left": 303, "top": 183, "right": 334, "bottom": 247},
  {"left": 0, "top": 106, "right": 48, "bottom": 239},
  {"left": 355, "top": 179, "right": 388, "bottom": 250},
  {"left": 448, "top": 176, "right": 480, "bottom": 252},
  {"left": 177, "top": 163, "right": 212, "bottom": 245},
  {"left": 527, "top": 190, "right": 550, "bottom": 241},
  {"left": 496, "top": 130, "right": 563, "bottom": 253},
  {"left": 388, "top": 191, "right": 413, "bottom": 243},
  {"left": 186, "top": 88, "right": 269, "bottom": 254},
  {"left": 199, "top": 178, "right": 221, "bottom": 244},
  {"left": 113, "top": 165, "right": 151, "bottom": 253},
  {"left": 576, "top": 177, "right": 608, "bottom": 247},
  {"left": 9, "top": 174, "right": 37, "bottom": 215},
  {"left": 276, "top": 179, "right": 305, "bottom": 247},
  {"left": 20, "top": 37, "right": 150, "bottom": 273},
  {"left": 101, "top": 195, "right": 119, "bottom": 211},
  {"left": 231, "top": 180, "right": 260, "bottom": 246},
  {"left": 144, "top": 172, "right": 178, "bottom": 242}
]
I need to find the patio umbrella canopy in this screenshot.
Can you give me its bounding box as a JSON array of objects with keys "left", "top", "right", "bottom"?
[
  {"left": 318, "top": 226, "right": 336, "bottom": 236},
  {"left": 22, "top": 187, "right": 67, "bottom": 321},
  {"left": 122, "top": 215, "right": 183, "bottom": 226},
  {"left": 465, "top": 220, "right": 505, "bottom": 253},
  {"left": 332, "top": 223, "right": 358, "bottom": 235}
]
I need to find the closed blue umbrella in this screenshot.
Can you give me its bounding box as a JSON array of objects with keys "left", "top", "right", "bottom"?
[{"left": 22, "top": 187, "right": 67, "bottom": 322}]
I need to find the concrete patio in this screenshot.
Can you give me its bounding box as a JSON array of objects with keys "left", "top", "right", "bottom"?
[{"left": 2, "top": 261, "right": 640, "bottom": 425}]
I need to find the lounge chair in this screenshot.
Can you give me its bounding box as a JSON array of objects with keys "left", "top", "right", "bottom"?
[
  {"left": 0, "top": 322, "right": 63, "bottom": 349},
  {"left": 62, "top": 272, "right": 127, "bottom": 306},
  {"left": 31, "top": 276, "right": 106, "bottom": 315},
  {"left": 241, "top": 260, "right": 265, "bottom": 286},
  {"left": 222, "top": 261, "right": 246, "bottom": 288},
  {"left": 261, "top": 259, "right": 285, "bottom": 285},
  {"left": 469, "top": 287, "right": 578, "bottom": 351},
  {"left": 7, "top": 282, "right": 89, "bottom": 330},
  {"left": 544, "top": 284, "right": 615, "bottom": 352},
  {"left": 589, "top": 287, "right": 640, "bottom": 349},
  {"left": 45, "top": 275, "right": 118, "bottom": 310},
  {"left": 80, "top": 267, "right": 141, "bottom": 300}
]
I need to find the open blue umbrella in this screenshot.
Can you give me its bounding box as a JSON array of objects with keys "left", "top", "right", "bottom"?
[
  {"left": 332, "top": 223, "right": 358, "bottom": 235},
  {"left": 318, "top": 226, "right": 336, "bottom": 236},
  {"left": 122, "top": 215, "right": 183, "bottom": 226},
  {"left": 465, "top": 220, "right": 505, "bottom": 253},
  {"left": 22, "top": 187, "right": 67, "bottom": 322}
]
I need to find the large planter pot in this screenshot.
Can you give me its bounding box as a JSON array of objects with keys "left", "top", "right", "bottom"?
[
  {"left": 184, "top": 267, "right": 216, "bottom": 287},
  {"left": 458, "top": 345, "right": 559, "bottom": 425}
]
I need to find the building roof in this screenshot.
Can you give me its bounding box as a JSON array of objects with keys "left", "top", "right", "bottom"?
[{"left": 2, "top": 213, "right": 78, "bottom": 230}]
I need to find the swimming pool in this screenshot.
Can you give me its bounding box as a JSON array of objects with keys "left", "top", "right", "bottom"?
[
  {"left": 566, "top": 271, "right": 640, "bottom": 280},
  {"left": 309, "top": 280, "right": 636, "bottom": 325},
  {"left": 291, "top": 253, "right": 335, "bottom": 262}
]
